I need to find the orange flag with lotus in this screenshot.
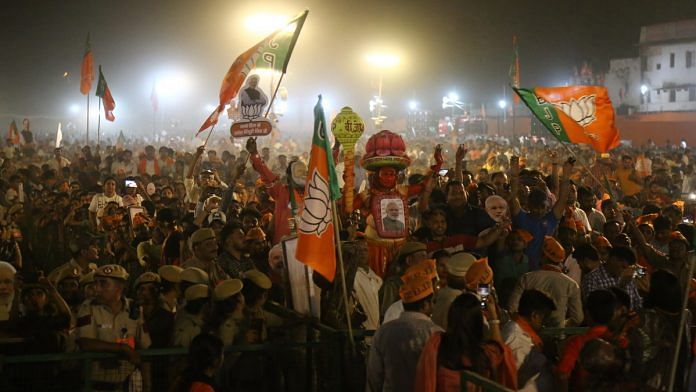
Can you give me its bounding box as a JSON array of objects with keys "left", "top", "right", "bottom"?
[
  {"left": 514, "top": 86, "right": 620, "bottom": 153},
  {"left": 295, "top": 95, "right": 341, "bottom": 282}
]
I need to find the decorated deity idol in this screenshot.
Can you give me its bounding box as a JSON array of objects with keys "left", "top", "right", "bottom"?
[{"left": 355, "top": 130, "right": 442, "bottom": 276}]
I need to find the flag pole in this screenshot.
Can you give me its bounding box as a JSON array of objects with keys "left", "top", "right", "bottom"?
[
  {"left": 202, "top": 122, "right": 217, "bottom": 149},
  {"left": 331, "top": 199, "right": 356, "bottom": 353},
  {"left": 97, "top": 97, "right": 102, "bottom": 146},
  {"left": 264, "top": 72, "right": 286, "bottom": 118},
  {"left": 512, "top": 100, "right": 516, "bottom": 141},
  {"left": 668, "top": 251, "right": 696, "bottom": 391},
  {"left": 542, "top": 135, "right": 615, "bottom": 199},
  {"left": 86, "top": 94, "right": 90, "bottom": 145}
]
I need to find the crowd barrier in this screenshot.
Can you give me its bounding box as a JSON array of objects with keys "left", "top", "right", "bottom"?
[{"left": 0, "top": 319, "right": 588, "bottom": 392}]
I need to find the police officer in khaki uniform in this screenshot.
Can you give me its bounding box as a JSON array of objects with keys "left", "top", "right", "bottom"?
[
  {"left": 47, "top": 235, "right": 98, "bottom": 285},
  {"left": 157, "top": 265, "right": 182, "bottom": 313},
  {"left": 210, "top": 278, "right": 244, "bottom": 390},
  {"left": 54, "top": 266, "right": 84, "bottom": 317},
  {"left": 182, "top": 228, "right": 229, "bottom": 285},
  {"left": 173, "top": 284, "right": 210, "bottom": 348},
  {"left": 211, "top": 278, "right": 245, "bottom": 346},
  {"left": 180, "top": 266, "right": 210, "bottom": 296},
  {"left": 76, "top": 264, "right": 151, "bottom": 391},
  {"left": 133, "top": 272, "right": 175, "bottom": 349}
]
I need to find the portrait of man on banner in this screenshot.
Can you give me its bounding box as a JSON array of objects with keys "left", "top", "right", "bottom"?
[
  {"left": 239, "top": 74, "right": 268, "bottom": 120},
  {"left": 378, "top": 198, "right": 407, "bottom": 237}
]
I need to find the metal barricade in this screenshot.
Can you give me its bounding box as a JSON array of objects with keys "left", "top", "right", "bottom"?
[{"left": 0, "top": 324, "right": 590, "bottom": 391}]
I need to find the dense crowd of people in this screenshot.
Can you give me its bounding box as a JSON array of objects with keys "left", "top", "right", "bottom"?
[{"left": 1, "top": 119, "right": 695, "bottom": 391}]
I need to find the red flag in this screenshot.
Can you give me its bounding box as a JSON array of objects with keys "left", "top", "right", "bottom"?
[
  {"left": 198, "top": 105, "right": 224, "bottom": 135},
  {"left": 80, "top": 34, "right": 93, "bottom": 95},
  {"left": 197, "top": 10, "right": 308, "bottom": 135},
  {"left": 7, "top": 120, "right": 19, "bottom": 145},
  {"left": 151, "top": 81, "right": 158, "bottom": 112},
  {"left": 96, "top": 66, "right": 116, "bottom": 122}
]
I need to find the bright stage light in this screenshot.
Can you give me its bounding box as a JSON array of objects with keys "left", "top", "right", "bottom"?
[
  {"left": 498, "top": 100, "right": 507, "bottom": 109},
  {"left": 69, "top": 104, "right": 80, "bottom": 114},
  {"left": 365, "top": 53, "right": 400, "bottom": 69},
  {"left": 156, "top": 71, "right": 192, "bottom": 100},
  {"left": 245, "top": 13, "right": 290, "bottom": 35},
  {"left": 448, "top": 91, "right": 459, "bottom": 102},
  {"left": 408, "top": 100, "right": 418, "bottom": 110}
]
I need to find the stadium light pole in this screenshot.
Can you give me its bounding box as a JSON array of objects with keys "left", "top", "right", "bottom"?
[
  {"left": 366, "top": 53, "right": 400, "bottom": 128},
  {"left": 497, "top": 99, "right": 507, "bottom": 134}
]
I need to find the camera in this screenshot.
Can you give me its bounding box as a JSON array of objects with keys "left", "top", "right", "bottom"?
[
  {"left": 438, "top": 169, "right": 449, "bottom": 177},
  {"left": 124, "top": 180, "right": 137, "bottom": 188}
]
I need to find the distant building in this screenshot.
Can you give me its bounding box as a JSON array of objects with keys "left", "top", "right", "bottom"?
[
  {"left": 407, "top": 110, "right": 435, "bottom": 134},
  {"left": 605, "top": 19, "right": 696, "bottom": 113}
]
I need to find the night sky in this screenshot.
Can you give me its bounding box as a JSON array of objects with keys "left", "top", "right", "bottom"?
[{"left": 2, "top": 0, "right": 696, "bottom": 137}]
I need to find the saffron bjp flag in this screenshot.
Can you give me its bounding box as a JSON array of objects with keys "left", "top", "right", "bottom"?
[
  {"left": 513, "top": 86, "right": 620, "bottom": 153},
  {"left": 96, "top": 66, "right": 116, "bottom": 122},
  {"left": 295, "top": 95, "right": 341, "bottom": 282},
  {"left": 7, "top": 120, "right": 19, "bottom": 145},
  {"left": 197, "top": 10, "right": 308, "bottom": 135},
  {"left": 80, "top": 34, "right": 93, "bottom": 95}
]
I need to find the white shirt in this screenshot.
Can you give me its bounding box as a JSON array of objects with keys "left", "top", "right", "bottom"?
[
  {"left": 352, "top": 267, "right": 382, "bottom": 331},
  {"left": 564, "top": 255, "right": 582, "bottom": 286},
  {"left": 143, "top": 160, "right": 157, "bottom": 176},
  {"left": 90, "top": 194, "right": 124, "bottom": 230},
  {"left": 569, "top": 207, "right": 591, "bottom": 233},
  {"left": 635, "top": 157, "right": 652, "bottom": 176},
  {"left": 111, "top": 160, "right": 136, "bottom": 176},
  {"left": 502, "top": 320, "right": 553, "bottom": 391},
  {"left": 502, "top": 320, "right": 533, "bottom": 372},
  {"left": 48, "top": 156, "right": 71, "bottom": 172},
  {"left": 88, "top": 193, "right": 123, "bottom": 215}
]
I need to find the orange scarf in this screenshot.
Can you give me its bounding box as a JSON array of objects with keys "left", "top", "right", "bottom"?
[
  {"left": 511, "top": 314, "right": 543, "bottom": 349},
  {"left": 138, "top": 157, "right": 160, "bottom": 175}
]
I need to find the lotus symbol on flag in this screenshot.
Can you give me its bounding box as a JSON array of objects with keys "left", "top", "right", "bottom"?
[
  {"left": 299, "top": 170, "right": 332, "bottom": 237},
  {"left": 553, "top": 95, "right": 597, "bottom": 127}
]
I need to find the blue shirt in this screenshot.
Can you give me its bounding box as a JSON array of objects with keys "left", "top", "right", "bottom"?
[{"left": 514, "top": 210, "right": 560, "bottom": 270}]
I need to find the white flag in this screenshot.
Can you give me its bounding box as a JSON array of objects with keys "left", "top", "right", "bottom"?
[{"left": 55, "top": 122, "right": 62, "bottom": 148}]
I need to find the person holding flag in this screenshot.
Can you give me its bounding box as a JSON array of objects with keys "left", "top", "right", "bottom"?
[{"left": 196, "top": 10, "right": 308, "bottom": 136}]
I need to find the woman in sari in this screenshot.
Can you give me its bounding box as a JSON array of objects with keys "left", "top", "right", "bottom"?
[{"left": 415, "top": 292, "right": 517, "bottom": 391}]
